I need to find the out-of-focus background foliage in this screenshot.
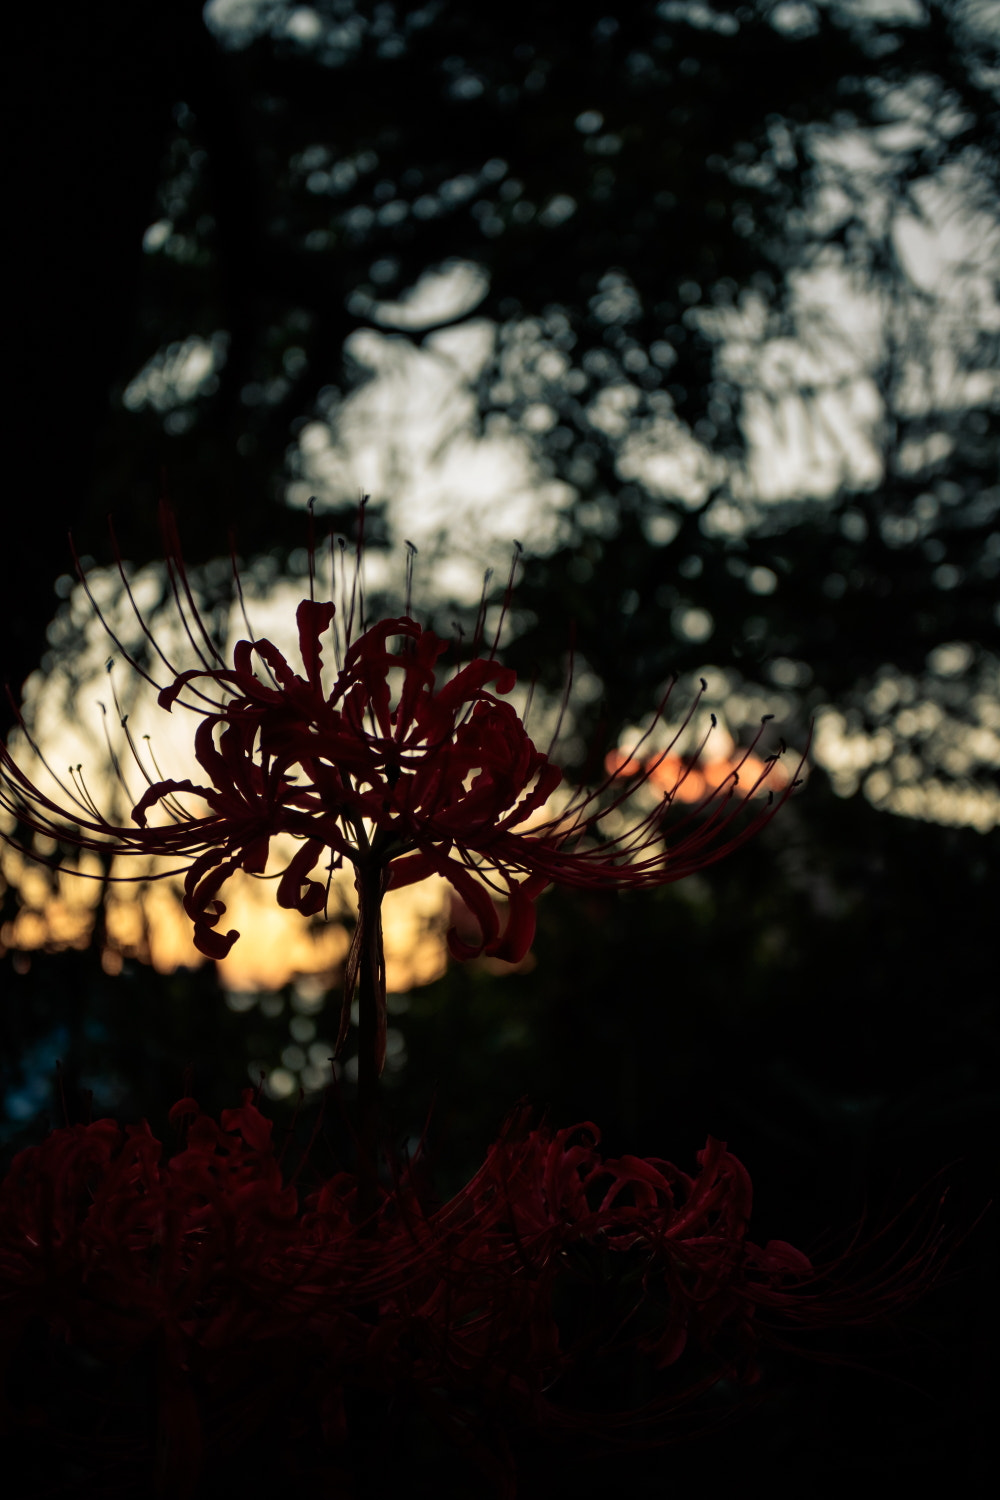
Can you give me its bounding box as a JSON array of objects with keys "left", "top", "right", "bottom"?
[{"left": 2, "top": 1, "right": 997, "bottom": 1488}]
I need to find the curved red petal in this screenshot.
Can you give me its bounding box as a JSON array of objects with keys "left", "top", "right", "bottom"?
[{"left": 276, "top": 839, "right": 327, "bottom": 915}]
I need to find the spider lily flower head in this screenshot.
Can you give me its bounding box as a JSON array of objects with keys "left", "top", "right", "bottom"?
[{"left": 0, "top": 504, "right": 804, "bottom": 1068}]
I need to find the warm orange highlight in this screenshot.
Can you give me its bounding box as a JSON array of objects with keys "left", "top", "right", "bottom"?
[{"left": 604, "top": 747, "right": 791, "bottom": 805}]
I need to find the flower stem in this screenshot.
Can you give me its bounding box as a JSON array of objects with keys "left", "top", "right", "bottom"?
[{"left": 355, "top": 864, "right": 384, "bottom": 1221}]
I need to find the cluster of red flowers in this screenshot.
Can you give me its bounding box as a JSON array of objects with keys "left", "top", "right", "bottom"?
[{"left": 0, "top": 1089, "right": 834, "bottom": 1496}]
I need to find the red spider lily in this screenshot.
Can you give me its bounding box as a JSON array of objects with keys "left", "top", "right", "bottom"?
[
  {"left": 0, "top": 508, "right": 804, "bottom": 1074},
  {"left": 0, "top": 1092, "right": 943, "bottom": 1498}
]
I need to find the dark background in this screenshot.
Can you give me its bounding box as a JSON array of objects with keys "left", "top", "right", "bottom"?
[{"left": 1, "top": 2, "right": 996, "bottom": 1491}]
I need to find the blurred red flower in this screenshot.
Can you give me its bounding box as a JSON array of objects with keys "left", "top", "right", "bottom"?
[{"left": 9, "top": 1090, "right": 928, "bottom": 1497}]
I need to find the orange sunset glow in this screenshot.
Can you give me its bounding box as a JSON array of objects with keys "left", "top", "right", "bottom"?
[
  {"left": 0, "top": 846, "right": 452, "bottom": 998},
  {"left": 603, "top": 747, "right": 795, "bottom": 804}
]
